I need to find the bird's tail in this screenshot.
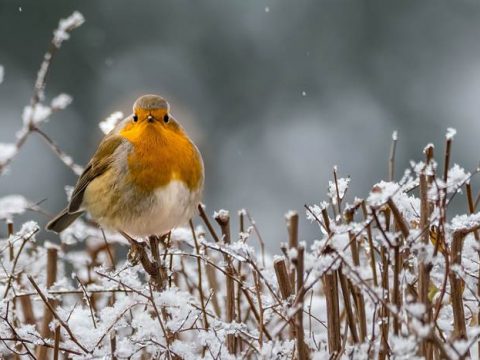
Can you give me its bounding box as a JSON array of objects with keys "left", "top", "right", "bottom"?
[{"left": 46, "top": 208, "right": 83, "bottom": 233}]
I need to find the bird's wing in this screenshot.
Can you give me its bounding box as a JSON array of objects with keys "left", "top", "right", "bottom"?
[{"left": 68, "top": 135, "right": 127, "bottom": 213}]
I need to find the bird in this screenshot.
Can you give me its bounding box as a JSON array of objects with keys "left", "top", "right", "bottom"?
[{"left": 46, "top": 94, "right": 204, "bottom": 239}]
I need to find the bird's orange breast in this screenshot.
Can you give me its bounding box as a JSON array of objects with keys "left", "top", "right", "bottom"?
[{"left": 119, "top": 122, "right": 203, "bottom": 193}]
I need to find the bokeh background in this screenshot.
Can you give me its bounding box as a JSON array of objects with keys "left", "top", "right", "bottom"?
[{"left": 1, "top": 0, "right": 480, "bottom": 251}]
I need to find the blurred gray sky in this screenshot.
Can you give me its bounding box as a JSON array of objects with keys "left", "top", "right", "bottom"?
[{"left": 1, "top": 0, "right": 480, "bottom": 250}]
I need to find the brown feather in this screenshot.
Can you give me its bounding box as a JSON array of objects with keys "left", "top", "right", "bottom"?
[
  {"left": 45, "top": 207, "right": 84, "bottom": 233},
  {"left": 68, "top": 135, "right": 125, "bottom": 213}
]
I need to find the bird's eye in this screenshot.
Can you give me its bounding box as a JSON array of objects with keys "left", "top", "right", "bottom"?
[
  {"left": 163, "top": 114, "right": 169, "bottom": 123},
  {"left": 133, "top": 114, "right": 138, "bottom": 122}
]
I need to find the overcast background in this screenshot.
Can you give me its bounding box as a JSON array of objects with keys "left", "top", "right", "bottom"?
[{"left": 1, "top": 0, "right": 480, "bottom": 251}]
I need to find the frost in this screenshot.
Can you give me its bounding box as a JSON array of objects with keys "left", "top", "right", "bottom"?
[
  {"left": 22, "top": 103, "right": 52, "bottom": 125},
  {"left": 328, "top": 177, "right": 350, "bottom": 204},
  {"left": 446, "top": 164, "right": 470, "bottom": 193},
  {"left": 0, "top": 143, "right": 17, "bottom": 164},
  {"left": 423, "top": 143, "right": 434, "bottom": 153},
  {"left": 306, "top": 201, "right": 329, "bottom": 222},
  {"left": 406, "top": 302, "right": 426, "bottom": 318},
  {"left": 51, "top": 93, "right": 72, "bottom": 109},
  {"left": 392, "top": 130, "right": 398, "bottom": 141},
  {"left": 213, "top": 208, "right": 230, "bottom": 220},
  {"left": 287, "top": 247, "right": 298, "bottom": 260},
  {"left": 446, "top": 127, "right": 457, "bottom": 140},
  {"left": 390, "top": 336, "right": 419, "bottom": 359},
  {"left": 450, "top": 212, "right": 480, "bottom": 232},
  {"left": 0, "top": 194, "right": 29, "bottom": 220},
  {"left": 99, "top": 111, "right": 124, "bottom": 134},
  {"left": 367, "top": 181, "right": 399, "bottom": 206},
  {"left": 53, "top": 11, "right": 85, "bottom": 48},
  {"left": 18, "top": 221, "right": 39, "bottom": 238}
]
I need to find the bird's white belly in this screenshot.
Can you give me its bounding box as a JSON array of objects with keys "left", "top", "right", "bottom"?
[{"left": 121, "top": 180, "right": 201, "bottom": 237}]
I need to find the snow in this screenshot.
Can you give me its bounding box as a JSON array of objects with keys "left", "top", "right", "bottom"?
[
  {"left": 446, "top": 163, "right": 470, "bottom": 193},
  {"left": 0, "top": 143, "right": 17, "bottom": 164},
  {"left": 446, "top": 127, "right": 457, "bottom": 140},
  {"left": 406, "top": 302, "right": 426, "bottom": 318},
  {"left": 0, "top": 194, "right": 29, "bottom": 220},
  {"left": 423, "top": 143, "right": 434, "bottom": 153},
  {"left": 22, "top": 103, "right": 52, "bottom": 125},
  {"left": 99, "top": 111, "right": 123, "bottom": 134},
  {"left": 287, "top": 247, "right": 298, "bottom": 261},
  {"left": 306, "top": 201, "right": 329, "bottom": 222},
  {"left": 392, "top": 130, "right": 398, "bottom": 141},
  {"left": 449, "top": 212, "right": 480, "bottom": 232},
  {"left": 328, "top": 177, "right": 350, "bottom": 204},
  {"left": 51, "top": 93, "right": 72, "bottom": 109},
  {"left": 213, "top": 208, "right": 230, "bottom": 220},
  {"left": 17, "top": 220, "right": 39, "bottom": 238},
  {"left": 285, "top": 210, "right": 297, "bottom": 219},
  {"left": 367, "top": 181, "right": 399, "bottom": 206},
  {"left": 53, "top": 11, "right": 85, "bottom": 48}
]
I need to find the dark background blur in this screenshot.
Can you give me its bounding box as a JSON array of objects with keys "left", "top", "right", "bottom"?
[{"left": 1, "top": 1, "right": 480, "bottom": 251}]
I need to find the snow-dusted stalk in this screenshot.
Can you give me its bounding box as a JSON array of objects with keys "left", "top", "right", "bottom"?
[
  {"left": 361, "top": 201, "right": 378, "bottom": 287},
  {"left": 293, "top": 245, "right": 309, "bottom": 360},
  {"left": 214, "top": 211, "right": 236, "bottom": 354},
  {"left": 198, "top": 204, "right": 220, "bottom": 243},
  {"left": 332, "top": 167, "right": 344, "bottom": 215},
  {"left": 287, "top": 212, "right": 299, "bottom": 293},
  {"left": 74, "top": 274, "right": 97, "bottom": 328},
  {"left": 189, "top": 220, "right": 209, "bottom": 331},
  {"left": 345, "top": 209, "right": 367, "bottom": 341},
  {"left": 198, "top": 205, "right": 222, "bottom": 316},
  {"left": 7, "top": 221, "right": 14, "bottom": 260},
  {"left": 236, "top": 210, "right": 245, "bottom": 347},
  {"left": 36, "top": 247, "right": 58, "bottom": 359},
  {"left": 449, "top": 225, "right": 480, "bottom": 345},
  {"left": 389, "top": 130, "right": 398, "bottom": 181},
  {"left": 372, "top": 208, "right": 391, "bottom": 360},
  {"left": 418, "top": 172, "right": 432, "bottom": 359},
  {"left": 323, "top": 271, "right": 341, "bottom": 354},
  {"left": 274, "top": 258, "right": 293, "bottom": 302},
  {"left": 204, "top": 253, "right": 221, "bottom": 317},
  {"left": 107, "top": 294, "right": 117, "bottom": 360},
  {"left": 386, "top": 198, "right": 408, "bottom": 336},
  {"left": 149, "top": 235, "right": 168, "bottom": 291},
  {"left": 338, "top": 267, "right": 359, "bottom": 344},
  {"left": 18, "top": 282, "right": 35, "bottom": 325},
  {"left": 466, "top": 183, "right": 480, "bottom": 357},
  {"left": 252, "top": 271, "right": 264, "bottom": 348},
  {"left": 53, "top": 325, "right": 60, "bottom": 360},
  {"left": 245, "top": 210, "right": 267, "bottom": 267}
]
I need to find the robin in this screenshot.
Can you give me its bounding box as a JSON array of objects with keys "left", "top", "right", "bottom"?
[{"left": 46, "top": 94, "right": 204, "bottom": 238}]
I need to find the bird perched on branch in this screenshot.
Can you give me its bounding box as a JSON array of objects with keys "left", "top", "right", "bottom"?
[{"left": 46, "top": 94, "right": 204, "bottom": 238}]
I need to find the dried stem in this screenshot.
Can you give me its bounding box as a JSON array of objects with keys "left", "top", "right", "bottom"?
[
  {"left": 36, "top": 247, "right": 58, "bottom": 359},
  {"left": 190, "top": 220, "right": 209, "bottom": 330},
  {"left": 214, "top": 211, "right": 236, "bottom": 354},
  {"left": 293, "top": 246, "right": 309, "bottom": 360}
]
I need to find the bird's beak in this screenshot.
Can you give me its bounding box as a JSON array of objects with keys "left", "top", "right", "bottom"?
[{"left": 147, "top": 115, "right": 154, "bottom": 123}]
